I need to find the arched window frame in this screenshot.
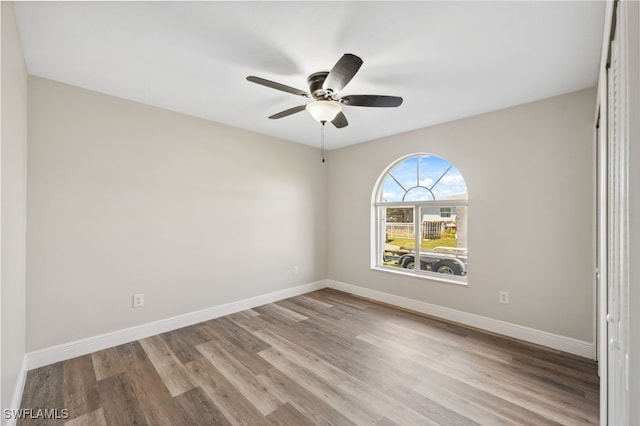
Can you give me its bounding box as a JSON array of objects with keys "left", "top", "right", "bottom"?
[{"left": 372, "top": 153, "right": 469, "bottom": 284}]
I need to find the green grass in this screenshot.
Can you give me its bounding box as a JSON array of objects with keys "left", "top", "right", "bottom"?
[{"left": 386, "top": 237, "right": 458, "bottom": 251}]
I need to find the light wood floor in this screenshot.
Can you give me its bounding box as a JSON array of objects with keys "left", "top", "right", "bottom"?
[{"left": 19, "top": 289, "right": 599, "bottom": 425}]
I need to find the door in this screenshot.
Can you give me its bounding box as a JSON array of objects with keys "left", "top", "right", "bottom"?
[
  {"left": 604, "top": 2, "right": 630, "bottom": 423},
  {"left": 596, "top": 112, "right": 608, "bottom": 422}
]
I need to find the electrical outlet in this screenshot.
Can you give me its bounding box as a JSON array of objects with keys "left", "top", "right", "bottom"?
[
  {"left": 293, "top": 265, "right": 299, "bottom": 276},
  {"left": 133, "top": 293, "right": 144, "bottom": 308},
  {"left": 499, "top": 291, "right": 509, "bottom": 304}
]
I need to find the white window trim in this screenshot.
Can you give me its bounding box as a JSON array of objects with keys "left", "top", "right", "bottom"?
[
  {"left": 370, "top": 264, "right": 469, "bottom": 286},
  {"left": 371, "top": 153, "right": 468, "bottom": 284}
]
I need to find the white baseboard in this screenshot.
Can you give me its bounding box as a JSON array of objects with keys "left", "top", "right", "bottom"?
[
  {"left": 327, "top": 280, "right": 594, "bottom": 359},
  {"left": 27, "top": 280, "right": 327, "bottom": 370},
  {"left": 25, "top": 277, "right": 593, "bottom": 371},
  {"left": 7, "top": 356, "right": 28, "bottom": 426}
]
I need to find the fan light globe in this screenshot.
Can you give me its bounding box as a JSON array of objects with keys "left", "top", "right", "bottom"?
[{"left": 306, "top": 100, "right": 342, "bottom": 123}]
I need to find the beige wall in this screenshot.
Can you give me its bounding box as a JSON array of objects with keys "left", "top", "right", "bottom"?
[
  {"left": 327, "top": 88, "right": 595, "bottom": 342},
  {"left": 24, "top": 76, "right": 596, "bottom": 354},
  {"left": 1, "top": 1, "right": 28, "bottom": 416},
  {"left": 26, "top": 77, "right": 327, "bottom": 351}
]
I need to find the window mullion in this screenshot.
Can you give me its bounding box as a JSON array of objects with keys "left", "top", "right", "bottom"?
[
  {"left": 377, "top": 200, "right": 468, "bottom": 208},
  {"left": 414, "top": 205, "right": 420, "bottom": 272},
  {"left": 378, "top": 206, "right": 386, "bottom": 266}
]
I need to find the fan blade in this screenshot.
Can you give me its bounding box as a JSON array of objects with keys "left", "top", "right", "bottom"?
[
  {"left": 331, "top": 111, "right": 348, "bottom": 128},
  {"left": 323, "top": 54, "right": 363, "bottom": 94},
  {"left": 340, "top": 95, "right": 403, "bottom": 107},
  {"left": 247, "top": 76, "right": 310, "bottom": 98},
  {"left": 268, "top": 105, "right": 307, "bottom": 119}
]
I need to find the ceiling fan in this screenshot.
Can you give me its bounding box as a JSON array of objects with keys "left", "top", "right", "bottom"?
[{"left": 246, "top": 53, "right": 403, "bottom": 129}]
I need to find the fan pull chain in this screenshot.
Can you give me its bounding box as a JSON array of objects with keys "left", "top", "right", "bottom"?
[{"left": 320, "top": 121, "right": 326, "bottom": 163}]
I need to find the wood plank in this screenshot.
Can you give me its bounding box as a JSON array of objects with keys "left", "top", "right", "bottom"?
[
  {"left": 241, "top": 308, "right": 261, "bottom": 317},
  {"left": 139, "top": 335, "right": 195, "bottom": 397},
  {"left": 251, "top": 305, "right": 300, "bottom": 326},
  {"left": 196, "top": 323, "right": 272, "bottom": 376},
  {"left": 195, "top": 340, "right": 283, "bottom": 415},
  {"left": 268, "top": 302, "right": 309, "bottom": 322},
  {"left": 96, "top": 373, "right": 147, "bottom": 426},
  {"left": 18, "top": 363, "right": 65, "bottom": 426},
  {"left": 256, "top": 368, "right": 357, "bottom": 426},
  {"left": 173, "top": 387, "right": 232, "bottom": 426},
  {"left": 296, "top": 293, "right": 334, "bottom": 309},
  {"left": 63, "top": 355, "right": 100, "bottom": 420},
  {"left": 201, "top": 316, "right": 270, "bottom": 353},
  {"left": 311, "top": 288, "right": 370, "bottom": 309},
  {"left": 379, "top": 384, "right": 483, "bottom": 426},
  {"left": 121, "top": 345, "right": 190, "bottom": 426},
  {"left": 277, "top": 298, "right": 341, "bottom": 321},
  {"left": 259, "top": 346, "right": 380, "bottom": 424},
  {"left": 117, "top": 341, "right": 144, "bottom": 357},
  {"left": 376, "top": 417, "right": 399, "bottom": 426},
  {"left": 158, "top": 325, "right": 207, "bottom": 364},
  {"left": 265, "top": 403, "right": 315, "bottom": 426},
  {"left": 64, "top": 408, "right": 107, "bottom": 426},
  {"left": 185, "top": 358, "right": 264, "bottom": 425},
  {"left": 228, "top": 312, "right": 324, "bottom": 358},
  {"left": 225, "top": 310, "right": 266, "bottom": 333},
  {"left": 91, "top": 347, "right": 126, "bottom": 381}
]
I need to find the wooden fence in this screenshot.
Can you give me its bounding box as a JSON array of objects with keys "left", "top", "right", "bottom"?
[{"left": 422, "top": 221, "right": 446, "bottom": 239}]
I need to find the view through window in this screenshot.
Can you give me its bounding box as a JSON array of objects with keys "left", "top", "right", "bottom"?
[{"left": 374, "top": 154, "right": 468, "bottom": 281}]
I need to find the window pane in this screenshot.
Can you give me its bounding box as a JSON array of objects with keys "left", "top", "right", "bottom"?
[
  {"left": 431, "top": 166, "right": 468, "bottom": 200},
  {"left": 418, "top": 206, "right": 467, "bottom": 277},
  {"left": 382, "top": 207, "right": 416, "bottom": 269},
  {"left": 378, "top": 155, "right": 468, "bottom": 202},
  {"left": 404, "top": 186, "right": 434, "bottom": 201},
  {"left": 381, "top": 176, "right": 405, "bottom": 202},
  {"left": 391, "top": 156, "right": 420, "bottom": 190},
  {"left": 417, "top": 155, "right": 454, "bottom": 193}
]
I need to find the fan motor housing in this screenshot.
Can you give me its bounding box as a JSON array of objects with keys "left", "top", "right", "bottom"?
[{"left": 307, "top": 72, "right": 330, "bottom": 99}]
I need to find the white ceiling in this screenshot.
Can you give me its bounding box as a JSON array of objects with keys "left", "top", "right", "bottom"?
[{"left": 13, "top": 1, "right": 605, "bottom": 149}]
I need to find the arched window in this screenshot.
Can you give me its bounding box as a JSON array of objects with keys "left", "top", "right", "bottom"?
[{"left": 373, "top": 154, "right": 468, "bottom": 282}]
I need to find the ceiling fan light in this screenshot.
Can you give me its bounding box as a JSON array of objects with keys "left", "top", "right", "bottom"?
[{"left": 306, "top": 100, "right": 342, "bottom": 123}]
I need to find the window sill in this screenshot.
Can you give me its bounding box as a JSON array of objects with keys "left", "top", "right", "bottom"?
[{"left": 371, "top": 265, "right": 468, "bottom": 286}]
